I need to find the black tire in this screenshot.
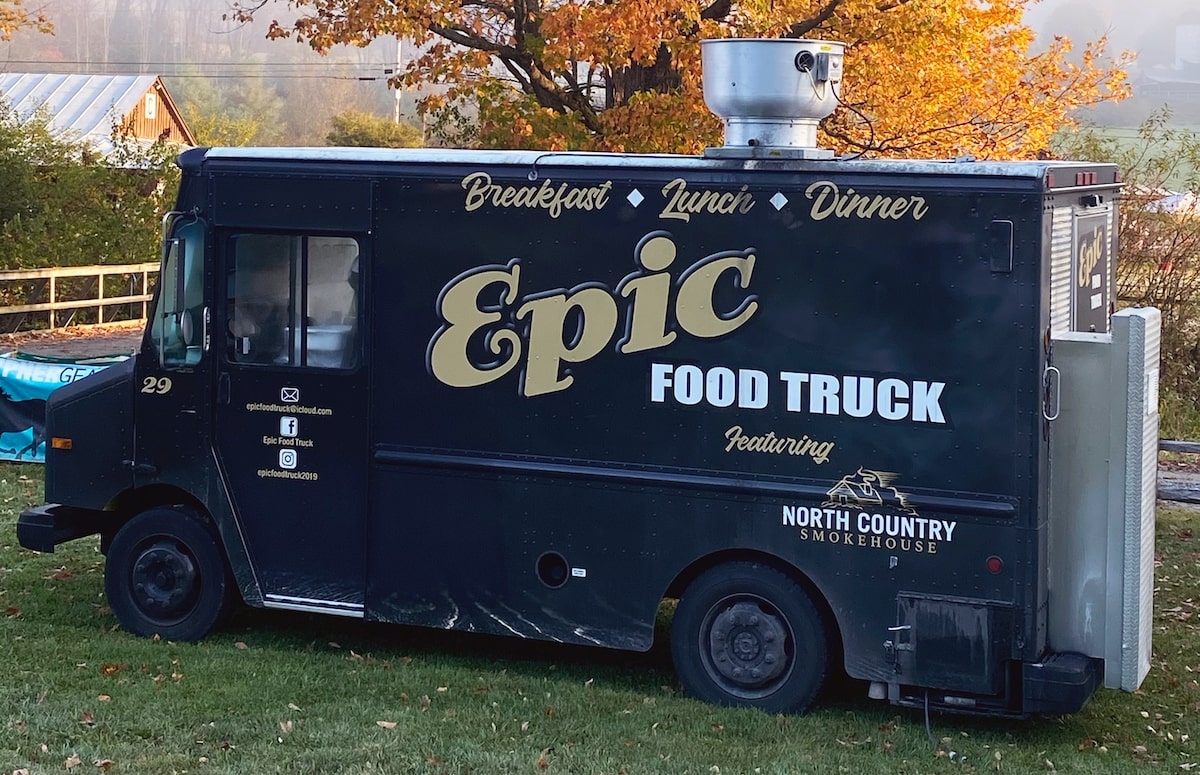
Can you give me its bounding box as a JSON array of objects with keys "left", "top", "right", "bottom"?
[
  {"left": 105, "top": 507, "right": 234, "bottom": 642},
  {"left": 670, "top": 561, "right": 830, "bottom": 714}
]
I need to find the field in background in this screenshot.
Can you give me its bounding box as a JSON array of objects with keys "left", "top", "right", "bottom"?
[
  {"left": 1073, "top": 124, "right": 1200, "bottom": 191},
  {"left": 0, "top": 465, "right": 1198, "bottom": 774}
]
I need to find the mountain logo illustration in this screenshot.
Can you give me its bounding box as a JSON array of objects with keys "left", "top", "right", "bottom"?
[{"left": 825, "top": 467, "right": 918, "bottom": 515}]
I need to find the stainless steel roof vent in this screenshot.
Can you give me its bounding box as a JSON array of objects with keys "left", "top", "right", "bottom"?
[{"left": 701, "top": 38, "right": 845, "bottom": 160}]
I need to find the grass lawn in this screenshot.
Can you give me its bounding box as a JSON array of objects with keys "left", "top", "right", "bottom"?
[{"left": 0, "top": 463, "right": 1197, "bottom": 774}]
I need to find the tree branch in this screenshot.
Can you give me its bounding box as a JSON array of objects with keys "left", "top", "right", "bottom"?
[{"left": 789, "top": 0, "right": 844, "bottom": 38}]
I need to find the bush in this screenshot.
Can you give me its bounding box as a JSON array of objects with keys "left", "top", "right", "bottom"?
[{"left": 1056, "top": 112, "right": 1200, "bottom": 436}]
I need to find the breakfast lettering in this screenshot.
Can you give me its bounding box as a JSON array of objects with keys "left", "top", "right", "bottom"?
[{"left": 461, "top": 171, "right": 613, "bottom": 219}]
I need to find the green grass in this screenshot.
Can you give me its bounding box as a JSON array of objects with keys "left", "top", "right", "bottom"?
[{"left": 1, "top": 463, "right": 1198, "bottom": 773}]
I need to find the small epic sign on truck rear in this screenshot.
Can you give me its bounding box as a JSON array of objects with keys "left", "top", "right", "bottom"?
[{"left": 17, "top": 39, "right": 1159, "bottom": 717}]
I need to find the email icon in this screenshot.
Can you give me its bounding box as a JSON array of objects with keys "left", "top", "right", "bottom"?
[{"left": 281, "top": 387, "right": 300, "bottom": 403}]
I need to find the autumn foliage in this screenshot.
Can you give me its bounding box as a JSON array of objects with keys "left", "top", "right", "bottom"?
[
  {"left": 0, "top": 0, "right": 50, "bottom": 41},
  {"left": 234, "top": 0, "right": 1130, "bottom": 159}
]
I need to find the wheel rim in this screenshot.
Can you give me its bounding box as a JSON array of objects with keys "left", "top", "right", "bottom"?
[
  {"left": 130, "top": 538, "right": 201, "bottom": 624},
  {"left": 701, "top": 595, "right": 795, "bottom": 700}
]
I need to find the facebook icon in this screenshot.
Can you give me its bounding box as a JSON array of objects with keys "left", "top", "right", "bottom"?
[{"left": 280, "top": 417, "right": 299, "bottom": 438}]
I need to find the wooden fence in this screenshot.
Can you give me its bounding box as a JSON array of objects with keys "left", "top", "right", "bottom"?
[{"left": 0, "top": 262, "right": 158, "bottom": 332}]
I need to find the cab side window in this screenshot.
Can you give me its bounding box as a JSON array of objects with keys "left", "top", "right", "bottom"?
[{"left": 226, "top": 234, "right": 360, "bottom": 369}]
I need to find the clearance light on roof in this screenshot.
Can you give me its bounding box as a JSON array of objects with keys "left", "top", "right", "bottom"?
[{"left": 51, "top": 437, "right": 72, "bottom": 450}]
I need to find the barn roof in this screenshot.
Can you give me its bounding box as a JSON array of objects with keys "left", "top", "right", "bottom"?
[{"left": 0, "top": 73, "right": 194, "bottom": 155}]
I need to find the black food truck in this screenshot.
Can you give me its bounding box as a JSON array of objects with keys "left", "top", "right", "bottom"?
[{"left": 18, "top": 40, "right": 1160, "bottom": 717}]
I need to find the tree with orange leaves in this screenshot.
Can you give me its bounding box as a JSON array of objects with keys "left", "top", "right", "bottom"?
[
  {"left": 232, "top": 0, "right": 1130, "bottom": 159},
  {"left": 0, "top": 0, "right": 50, "bottom": 40}
]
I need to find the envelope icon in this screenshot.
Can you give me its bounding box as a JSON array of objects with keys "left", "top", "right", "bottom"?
[{"left": 280, "top": 387, "right": 300, "bottom": 403}]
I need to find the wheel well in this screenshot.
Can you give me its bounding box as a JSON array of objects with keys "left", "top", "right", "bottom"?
[
  {"left": 663, "top": 550, "right": 844, "bottom": 664},
  {"left": 102, "top": 485, "right": 211, "bottom": 551}
]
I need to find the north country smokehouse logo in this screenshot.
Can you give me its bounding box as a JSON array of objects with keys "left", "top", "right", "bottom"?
[{"left": 783, "top": 468, "right": 958, "bottom": 555}]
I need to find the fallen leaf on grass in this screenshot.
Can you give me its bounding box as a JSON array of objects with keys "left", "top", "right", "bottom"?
[
  {"left": 234, "top": 642, "right": 248, "bottom": 650},
  {"left": 46, "top": 567, "right": 72, "bottom": 580},
  {"left": 99, "top": 663, "right": 126, "bottom": 677},
  {"left": 13, "top": 768, "right": 29, "bottom": 775},
  {"left": 419, "top": 695, "right": 431, "bottom": 711},
  {"left": 279, "top": 720, "right": 293, "bottom": 734},
  {"left": 80, "top": 711, "right": 95, "bottom": 727},
  {"left": 711, "top": 723, "right": 724, "bottom": 734},
  {"left": 426, "top": 755, "right": 444, "bottom": 765},
  {"left": 5, "top": 606, "right": 20, "bottom": 618},
  {"left": 65, "top": 754, "right": 81, "bottom": 770},
  {"left": 376, "top": 721, "right": 397, "bottom": 729},
  {"left": 94, "top": 758, "right": 114, "bottom": 771},
  {"left": 288, "top": 703, "right": 301, "bottom": 711},
  {"left": 1078, "top": 738, "right": 1097, "bottom": 750},
  {"left": 536, "top": 747, "right": 554, "bottom": 770}
]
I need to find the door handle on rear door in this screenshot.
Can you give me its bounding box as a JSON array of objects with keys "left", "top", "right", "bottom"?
[{"left": 218, "top": 372, "right": 230, "bottom": 405}]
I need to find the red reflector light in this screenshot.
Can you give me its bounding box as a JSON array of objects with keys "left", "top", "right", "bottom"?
[
  {"left": 51, "top": 437, "right": 73, "bottom": 450},
  {"left": 986, "top": 556, "right": 1004, "bottom": 574}
]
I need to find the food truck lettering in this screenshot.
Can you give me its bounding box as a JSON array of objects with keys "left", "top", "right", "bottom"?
[
  {"left": 650, "top": 364, "right": 947, "bottom": 424},
  {"left": 805, "top": 181, "right": 928, "bottom": 222},
  {"left": 461, "top": 172, "right": 613, "bottom": 218},
  {"left": 428, "top": 233, "right": 758, "bottom": 397},
  {"left": 659, "top": 178, "right": 755, "bottom": 222}
]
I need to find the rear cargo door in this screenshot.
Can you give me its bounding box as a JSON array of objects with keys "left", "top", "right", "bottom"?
[{"left": 209, "top": 173, "right": 372, "bottom": 615}]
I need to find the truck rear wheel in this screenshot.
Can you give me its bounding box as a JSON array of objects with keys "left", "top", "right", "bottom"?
[
  {"left": 671, "top": 561, "right": 829, "bottom": 713},
  {"left": 105, "top": 507, "right": 233, "bottom": 642}
]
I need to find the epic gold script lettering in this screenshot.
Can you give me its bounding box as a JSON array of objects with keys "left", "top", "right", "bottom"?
[
  {"left": 461, "top": 172, "right": 613, "bottom": 219},
  {"left": 805, "top": 181, "right": 928, "bottom": 222},
  {"left": 1077, "top": 228, "right": 1105, "bottom": 288}
]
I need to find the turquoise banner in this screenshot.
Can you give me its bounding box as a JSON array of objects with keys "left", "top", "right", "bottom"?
[{"left": 0, "top": 353, "right": 124, "bottom": 463}]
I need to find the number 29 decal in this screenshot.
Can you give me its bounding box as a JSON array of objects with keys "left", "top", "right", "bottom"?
[{"left": 141, "top": 376, "right": 173, "bottom": 395}]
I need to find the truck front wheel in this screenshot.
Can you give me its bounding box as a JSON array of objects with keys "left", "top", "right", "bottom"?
[
  {"left": 671, "top": 562, "right": 829, "bottom": 713},
  {"left": 105, "top": 507, "right": 233, "bottom": 642}
]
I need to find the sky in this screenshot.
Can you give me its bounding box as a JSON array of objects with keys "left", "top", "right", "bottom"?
[{"left": 1023, "top": 0, "right": 1200, "bottom": 71}]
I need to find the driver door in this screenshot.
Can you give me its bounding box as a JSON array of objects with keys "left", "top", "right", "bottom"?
[{"left": 213, "top": 229, "right": 370, "bottom": 614}]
